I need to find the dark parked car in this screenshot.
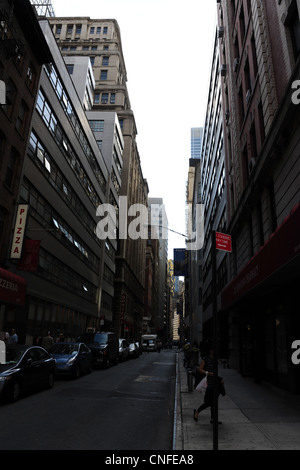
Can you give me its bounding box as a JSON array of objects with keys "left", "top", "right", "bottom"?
[
  {"left": 0, "top": 345, "right": 56, "bottom": 402},
  {"left": 128, "top": 341, "right": 140, "bottom": 358},
  {"left": 118, "top": 339, "right": 129, "bottom": 362},
  {"left": 49, "top": 342, "right": 92, "bottom": 378},
  {"left": 80, "top": 332, "right": 119, "bottom": 368}
]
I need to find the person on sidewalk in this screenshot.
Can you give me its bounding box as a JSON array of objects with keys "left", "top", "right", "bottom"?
[
  {"left": 193, "top": 347, "right": 225, "bottom": 424},
  {"left": 42, "top": 331, "right": 54, "bottom": 351}
]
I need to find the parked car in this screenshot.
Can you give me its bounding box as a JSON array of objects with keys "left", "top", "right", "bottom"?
[
  {"left": 80, "top": 331, "right": 119, "bottom": 368},
  {"left": 0, "top": 345, "right": 56, "bottom": 402},
  {"left": 49, "top": 342, "right": 92, "bottom": 378},
  {"left": 128, "top": 341, "right": 140, "bottom": 358},
  {"left": 118, "top": 339, "right": 129, "bottom": 362}
]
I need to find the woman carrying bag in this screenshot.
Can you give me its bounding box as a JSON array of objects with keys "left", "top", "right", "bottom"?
[{"left": 193, "top": 347, "right": 225, "bottom": 424}]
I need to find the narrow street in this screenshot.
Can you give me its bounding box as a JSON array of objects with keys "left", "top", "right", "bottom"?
[{"left": 0, "top": 350, "right": 176, "bottom": 450}]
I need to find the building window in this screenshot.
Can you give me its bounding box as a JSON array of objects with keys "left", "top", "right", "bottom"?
[
  {"left": 89, "top": 120, "right": 104, "bottom": 132},
  {"left": 101, "top": 93, "right": 108, "bottom": 103},
  {"left": 67, "top": 24, "right": 73, "bottom": 35},
  {"left": 16, "top": 100, "right": 28, "bottom": 135},
  {"left": 90, "top": 57, "right": 95, "bottom": 66},
  {"left": 4, "top": 79, "right": 16, "bottom": 118},
  {"left": 26, "top": 63, "right": 36, "bottom": 90},
  {"left": 4, "top": 148, "right": 18, "bottom": 188},
  {"left": 102, "top": 56, "right": 109, "bottom": 66},
  {"left": 242, "top": 144, "right": 249, "bottom": 185},
  {"left": 0, "top": 206, "right": 6, "bottom": 244},
  {"left": 103, "top": 27, "right": 108, "bottom": 34},
  {"left": 90, "top": 26, "right": 95, "bottom": 34},
  {"left": 110, "top": 93, "right": 116, "bottom": 104},
  {"left": 66, "top": 64, "right": 74, "bottom": 75},
  {"left": 75, "top": 24, "right": 82, "bottom": 35},
  {"left": 56, "top": 24, "right": 62, "bottom": 35},
  {"left": 94, "top": 93, "right": 100, "bottom": 104},
  {"left": 100, "top": 70, "right": 108, "bottom": 80},
  {"left": 290, "top": 9, "right": 300, "bottom": 57},
  {"left": 97, "top": 27, "right": 101, "bottom": 34}
]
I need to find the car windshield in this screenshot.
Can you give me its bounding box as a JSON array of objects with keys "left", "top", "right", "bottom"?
[
  {"left": 81, "top": 333, "right": 108, "bottom": 345},
  {"left": 0, "top": 345, "right": 28, "bottom": 371},
  {"left": 0, "top": 345, "right": 28, "bottom": 367},
  {"left": 93, "top": 333, "right": 108, "bottom": 344},
  {"left": 50, "top": 344, "right": 79, "bottom": 355}
]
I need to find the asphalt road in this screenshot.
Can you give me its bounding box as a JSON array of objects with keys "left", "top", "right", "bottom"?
[{"left": 0, "top": 349, "right": 176, "bottom": 451}]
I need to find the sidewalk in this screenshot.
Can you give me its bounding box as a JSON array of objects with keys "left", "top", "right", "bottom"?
[{"left": 173, "top": 352, "right": 300, "bottom": 450}]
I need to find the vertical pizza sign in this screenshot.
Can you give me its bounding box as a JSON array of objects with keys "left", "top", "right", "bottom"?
[{"left": 10, "top": 204, "right": 29, "bottom": 259}]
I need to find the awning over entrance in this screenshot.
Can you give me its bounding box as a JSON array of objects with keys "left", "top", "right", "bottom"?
[
  {"left": 0, "top": 268, "right": 27, "bottom": 306},
  {"left": 221, "top": 203, "right": 300, "bottom": 309}
]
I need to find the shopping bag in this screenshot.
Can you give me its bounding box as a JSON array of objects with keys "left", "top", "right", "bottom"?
[{"left": 196, "top": 376, "right": 207, "bottom": 393}]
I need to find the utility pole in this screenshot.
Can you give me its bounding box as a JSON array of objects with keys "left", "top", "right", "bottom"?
[
  {"left": 211, "top": 230, "right": 232, "bottom": 450},
  {"left": 211, "top": 230, "right": 218, "bottom": 451}
]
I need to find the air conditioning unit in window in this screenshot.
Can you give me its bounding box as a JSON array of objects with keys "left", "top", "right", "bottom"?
[
  {"left": 0, "top": 80, "right": 6, "bottom": 105},
  {"left": 220, "top": 64, "right": 227, "bottom": 76},
  {"left": 249, "top": 157, "right": 256, "bottom": 173},
  {"left": 233, "top": 58, "right": 240, "bottom": 72},
  {"left": 217, "top": 26, "right": 224, "bottom": 38},
  {"left": 246, "top": 89, "right": 252, "bottom": 105}
]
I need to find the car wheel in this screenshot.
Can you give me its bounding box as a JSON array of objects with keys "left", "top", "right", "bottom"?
[
  {"left": 47, "top": 372, "right": 55, "bottom": 389},
  {"left": 9, "top": 381, "right": 21, "bottom": 402}
]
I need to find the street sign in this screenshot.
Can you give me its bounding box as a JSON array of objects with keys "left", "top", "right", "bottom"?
[{"left": 216, "top": 232, "right": 232, "bottom": 252}]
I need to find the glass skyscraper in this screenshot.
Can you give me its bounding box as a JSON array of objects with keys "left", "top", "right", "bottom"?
[{"left": 191, "top": 127, "right": 203, "bottom": 159}]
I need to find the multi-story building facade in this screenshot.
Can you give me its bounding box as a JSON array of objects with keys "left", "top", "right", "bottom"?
[
  {"left": 15, "top": 18, "right": 112, "bottom": 343},
  {"left": 217, "top": 0, "right": 300, "bottom": 392},
  {"left": 48, "top": 16, "right": 148, "bottom": 340},
  {"left": 147, "top": 198, "right": 168, "bottom": 338},
  {"left": 186, "top": 157, "right": 203, "bottom": 346},
  {"left": 187, "top": 30, "right": 227, "bottom": 352},
  {"left": 191, "top": 127, "right": 203, "bottom": 159},
  {"left": 0, "top": 0, "right": 52, "bottom": 340}
]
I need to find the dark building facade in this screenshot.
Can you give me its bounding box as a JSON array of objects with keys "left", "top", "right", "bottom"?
[
  {"left": 217, "top": 0, "right": 300, "bottom": 393},
  {"left": 0, "top": 0, "right": 51, "bottom": 341},
  {"left": 1, "top": 7, "right": 113, "bottom": 344}
]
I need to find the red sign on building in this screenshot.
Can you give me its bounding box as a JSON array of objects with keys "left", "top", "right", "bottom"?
[{"left": 216, "top": 232, "right": 232, "bottom": 252}]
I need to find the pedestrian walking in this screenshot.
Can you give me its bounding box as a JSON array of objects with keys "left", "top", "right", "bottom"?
[
  {"left": 57, "top": 332, "right": 65, "bottom": 342},
  {"left": 8, "top": 329, "right": 18, "bottom": 344},
  {"left": 193, "top": 347, "right": 225, "bottom": 424},
  {"left": 43, "top": 331, "right": 54, "bottom": 351}
]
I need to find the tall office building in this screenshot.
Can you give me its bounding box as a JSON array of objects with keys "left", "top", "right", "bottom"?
[
  {"left": 186, "top": 29, "right": 226, "bottom": 348},
  {"left": 190, "top": 127, "right": 203, "bottom": 159},
  {"left": 148, "top": 198, "right": 168, "bottom": 336},
  {"left": 48, "top": 16, "right": 148, "bottom": 340}
]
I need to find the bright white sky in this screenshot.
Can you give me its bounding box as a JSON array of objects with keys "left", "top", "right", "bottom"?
[{"left": 51, "top": 0, "right": 217, "bottom": 258}]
